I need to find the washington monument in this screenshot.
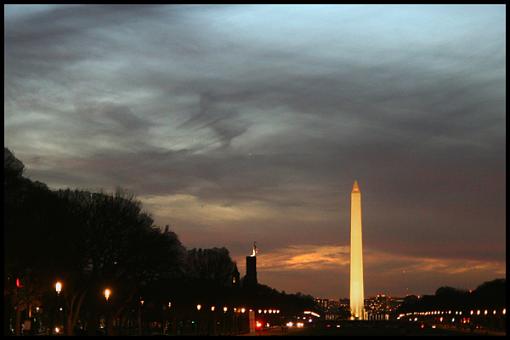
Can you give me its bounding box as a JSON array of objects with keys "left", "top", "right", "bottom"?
[{"left": 350, "top": 180, "right": 365, "bottom": 319}]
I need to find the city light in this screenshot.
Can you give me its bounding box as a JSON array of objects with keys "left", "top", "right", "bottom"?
[
  {"left": 104, "top": 288, "right": 111, "bottom": 301},
  {"left": 168, "top": 302, "right": 172, "bottom": 308},
  {"left": 211, "top": 306, "right": 215, "bottom": 312},
  {"left": 55, "top": 281, "right": 62, "bottom": 294},
  {"left": 241, "top": 308, "right": 246, "bottom": 313},
  {"left": 484, "top": 310, "right": 488, "bottom": 315},
  {"left": 54, "top": 327, "right": 60, "bottom": 334},
  {"left": 470, "top": 310, "right": 474, "bottom": 315},
  {"left": 296, "top": 322, "right": 304, "bottom": 328},
  {"left": 223, "top": 307, "right": 228, "bottom": 313},
  {"left": 304, "top": 311, "right": 321, "bottom": 318},
  {"left": 256, "top": 321, "right": 262, "bottom": 329},
  {"left": 477, "top": 310, "right": 480, "bottom": 315},
  {"left": 286, "top": 322, "right": 293, "bottom": 327},
  {"left": 503, "top": 309, "right": 506, "bottom": 315},
  {"left": 140, "top": 299, "right": 144, "bottom": 306},
  {"left": 258, "top": 309, "right": 262, "bottom": 314},
  {"left": 197, "top": 304, "right": 202, "bottom": 311},
  {"left": 264, "top": 310, "right": 267, "bottom": 314}
]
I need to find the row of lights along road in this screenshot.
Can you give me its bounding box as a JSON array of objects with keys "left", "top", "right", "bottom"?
[
  {"left": 196, "top": 305, "right": 280, "bottom": 314},
  {"left": 398, "top": 308, "right": 506, "bottom": 319}
]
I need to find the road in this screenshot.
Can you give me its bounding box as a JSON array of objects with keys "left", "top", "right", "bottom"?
[{"left": 240, "top": 322, "right": 506, "bottom": 336}]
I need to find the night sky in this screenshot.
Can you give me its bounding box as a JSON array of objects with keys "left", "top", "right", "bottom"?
[{"left": 5, "top": 5, "right": 505, "bottom": 299}]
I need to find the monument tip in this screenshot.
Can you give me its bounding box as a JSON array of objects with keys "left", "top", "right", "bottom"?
[{"left": 352, "top": 180, "right": 360, "bottom": 193}]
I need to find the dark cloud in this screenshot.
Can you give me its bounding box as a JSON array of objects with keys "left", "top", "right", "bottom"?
[{"left": 5, "top": 5, "right": 505, "bottom": 298}]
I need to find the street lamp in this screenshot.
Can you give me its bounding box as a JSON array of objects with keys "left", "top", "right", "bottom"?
[
  {"left": 55, "top": 281, "right": 62, "bottom": 295},
  {"left": 223, "top": 307, "right": 228, "bottom": 313},
  {"left": 104, "top": 288, "right": 111, "bottom": 302},
  {"left": 197, "top": 304, "right": 202, "bottom": 311}
]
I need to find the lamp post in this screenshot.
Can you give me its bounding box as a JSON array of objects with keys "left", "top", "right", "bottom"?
[
  {"left": 196, "top": 304, "right": 202, "bottom": 335},
  {"left": 210, "top": 306, "right": 216, "bottom": 335},
  {"left": 103, "top": 289, "right": 111, "bottom": 336},
  {"left": 165, "top": 302, "right": 172, "bottom": 335},
  {"left": 54, "top": 281, "right": 63, "bottom": 335},
  {"left": 138, "top": 298, "right": 144, "bottom": 336}
]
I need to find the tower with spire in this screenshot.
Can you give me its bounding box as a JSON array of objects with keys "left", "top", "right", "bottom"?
[{"left": 243, "top": 242, "right": 258, "bottom": 287}]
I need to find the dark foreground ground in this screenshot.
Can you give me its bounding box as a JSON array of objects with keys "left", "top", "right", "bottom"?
[{"left": 242, "top": 321, "right": 506, "bottom": 336}]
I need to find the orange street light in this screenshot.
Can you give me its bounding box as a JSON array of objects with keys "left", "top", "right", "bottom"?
[{"left": 104, "top": 288, "right": 111, "bottom": 301}]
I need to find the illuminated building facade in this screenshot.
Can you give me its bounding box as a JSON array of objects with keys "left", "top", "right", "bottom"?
[{"left": 350, "top": 180, "right": 365, "bottom": 320}]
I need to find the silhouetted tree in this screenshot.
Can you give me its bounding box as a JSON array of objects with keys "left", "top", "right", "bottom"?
[{"left": 186, "top": 247, "right": 237, "bottom": 286}]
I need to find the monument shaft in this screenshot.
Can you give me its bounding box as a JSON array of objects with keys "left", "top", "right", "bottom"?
[{"left": 350, "top": 180, "right": 365, "bottom": 319}]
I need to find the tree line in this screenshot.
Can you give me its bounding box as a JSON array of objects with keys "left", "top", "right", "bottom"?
[
  {"left": 4, "top": 148, "right": 316, "bottom": 335},
  {"left": 397, "top": 279, "right": 506, "bottom": 314}
]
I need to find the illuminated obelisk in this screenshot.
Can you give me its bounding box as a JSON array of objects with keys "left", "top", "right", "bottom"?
[{"left": 350, "top": 180, "right": 365, "bottom": 320}]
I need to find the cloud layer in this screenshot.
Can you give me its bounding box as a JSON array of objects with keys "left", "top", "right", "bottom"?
[{"left": 5, "top": 5, "right": 506, "bottom": 298}]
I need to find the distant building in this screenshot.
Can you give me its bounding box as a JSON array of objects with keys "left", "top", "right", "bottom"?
[
  {"left": 365, "top": 294, "right": 403, "bottom": 320},
  {"left": 315, "top": 298, "right": 348, "bottom": 320}
]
